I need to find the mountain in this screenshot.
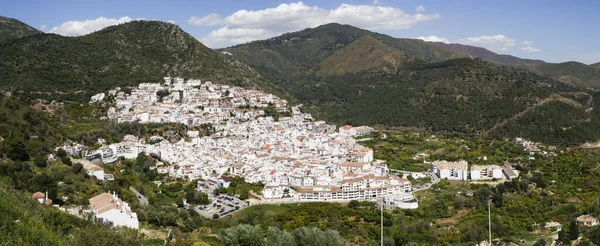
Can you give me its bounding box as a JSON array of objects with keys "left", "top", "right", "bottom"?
[
  {"left": 223, "top": 23, "right": 600, "bottom": 146},
  {"left": 318, "top": 35, "right": 418, "bottom": 76},
  {"left": 221, "top": 23, "right": 460, "bottom": 83},
  {"left": 0, "top": 20, "right": 281, "bottom": 98},
  {"left": 0, "top": 16, "right": 41, "bottom": 43},
  {"left": 532, "top": 61, "right": 600, "bottom": 89},
  {"left": 431, "top": 42, "right": 545, "bottom": 66},
  {"left": 428, "top": 41, "right": 600, "bottom": 89}
]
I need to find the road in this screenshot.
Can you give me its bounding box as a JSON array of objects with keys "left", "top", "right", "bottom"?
[{"left": 130, "top": 186, "right": 149, "bottom": 207}]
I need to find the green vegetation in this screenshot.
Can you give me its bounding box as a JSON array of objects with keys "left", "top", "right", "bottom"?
[
  {"left": 0, "top": 183, "right": 146, "bottom": 245},
  {"left": 533, "top": 61, "right": 600, "bottom": 89},
  {"left": 432, "top": 41, "right": 600, "bottom": 89},
  {"left": 0, "top": 16, "right": 41, "bottom": 43},
  {"left": 0, "top": 20, "right": 283, "bottom": 100},
  {"left": 224, "top": 23, "right": 600, "bottom": 146}
]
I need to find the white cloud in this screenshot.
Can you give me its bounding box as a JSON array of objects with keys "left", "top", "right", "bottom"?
[
  {"left": 49, "top": 16, "right": 133, "bottom": 36},
  {"left": 168, "top": 20, "right": 177, "bottom": 24},
  {"left": 372, "top": 0, "right": 381, "bottom": 5},
  {"left": 416, "top": 35, "right": 449, "bottom": 43},
  {"left": 522, "top": 40, "right": 534, "bottom": 46},
  {"left": 188, "top": 13, "right": 223, "bottom": 26},
  {"left": 522, "top": 46, "right": 541, "bottom": 52},
  {"left": 416, "top": 5, "right": 426, "bottom": 12},
  {"left": 457, "top": 34, "right": 515, "bottom": 51},
  {"left": 40, "top": 24, "right": 46, "bottom": 31},
  {"left": 196, "top": 2, "right": 441, "bottom": 48}
]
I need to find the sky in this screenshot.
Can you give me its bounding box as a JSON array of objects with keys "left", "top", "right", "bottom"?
[{"left": 2, "top": 0, "right": 599, "bottom": 64}]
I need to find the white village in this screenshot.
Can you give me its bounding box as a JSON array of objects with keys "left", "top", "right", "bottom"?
[{"left": 53, "top": 77, "right": 523, "bottom": 229}]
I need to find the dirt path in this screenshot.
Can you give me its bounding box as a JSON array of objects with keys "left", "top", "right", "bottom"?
[{"left": 485, "top": 94, "right": 585, "bottom": 135}]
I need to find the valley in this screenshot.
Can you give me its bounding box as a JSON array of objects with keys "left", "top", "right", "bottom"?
[{"left": 1, "top": 12, "right": 600, "bottom": 246}]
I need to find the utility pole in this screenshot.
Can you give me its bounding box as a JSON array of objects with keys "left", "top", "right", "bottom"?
[
  {"left": 488, "top": 202, "right": 492, "bottom": 246},
  {"left": 381, "top": 198, "right": 384, "bottom": 246}
]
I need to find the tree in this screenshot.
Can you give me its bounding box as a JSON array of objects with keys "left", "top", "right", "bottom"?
[
  {"left": 33, "top": 155, "right": 47, "bottom": 168},
  {"left": 558, "top": 227, "right": 570, "bottom": 245},
  {"left": 56, "top": 148, "right": 67, "bottom": 158},
  {"left": 589, "top": 225, "right": 600, "bottom": 244},
  {"left": 213, "top": 213, "right": 220, "bottom": 220},
  {"left": 6, "top": 138, "right": 29, "bottom": 161},
  {"left": 292, "top": 227, "right": 346, "bottom": 246},
  {"left": 72, "top": 162, "right": 83, "bottom": 174},
  {"left": 533, "top": 239, "right": 546, "bottom": 246},
  {"left": 348, "top": 200, "right": 360, "bottom": 208},
  {"left": 185, "top": 190, "right": 210, "bottom": 205},
  {"left": 266, "top": 227, "right": 296, "bottom": 246},
  {"left": 156, "top": 89, "right": 170, "bottom": 102},
  {"left": 218, "top": 224, "right": 264, "bottom": 246},
  {"left": 568, "top": 219, "right": 579, "bottom": 240}
]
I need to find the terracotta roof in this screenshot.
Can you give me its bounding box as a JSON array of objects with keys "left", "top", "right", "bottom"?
[
  {"left": 339, "top": 162, "right": 369, "bottom": 167},
  {"left": 32, "top": 192, "right": 45, "bottom": 199}
]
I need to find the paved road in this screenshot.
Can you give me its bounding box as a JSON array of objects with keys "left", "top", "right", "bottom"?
[{"left": 130, "top": 186, "right": 149, "bottom": 207}]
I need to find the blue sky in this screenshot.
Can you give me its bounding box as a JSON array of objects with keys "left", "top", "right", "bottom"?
[{"left": 3, "top": 0, "right": 599, "bottom": 64}]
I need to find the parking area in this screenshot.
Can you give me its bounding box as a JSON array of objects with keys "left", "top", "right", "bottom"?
[{"left": 195, "top": 194, "right": 249, "bottom": 219}]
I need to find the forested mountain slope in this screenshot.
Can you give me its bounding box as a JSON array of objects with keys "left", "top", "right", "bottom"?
[{"left": 0, "top": 20, "right": 281, "bottom": 97}]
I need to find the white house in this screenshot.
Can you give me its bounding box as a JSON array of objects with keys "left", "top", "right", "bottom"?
[
  {"left": 470, "top": 165, "right": 504, "bottom": 180},
  {"left": 383, "top": 193, "right": 418, "bottom": 209},
  {"left": 32, "top": 191, "right": 53, "bottom": 206},
  {"left": 432, "top": 160, "right": 468, "bottom": 181},
  {"left": 338, "top": 125, "right": 373, "bottom": 137},
  {"left": 263, "top": 184, "right": 293, "bottom": 199},
  {"left": 89, "top": 192, "right": 139, "bottom": 229},
  {"left": 81, "top": 161, "right": 105, "bottom": 180}
]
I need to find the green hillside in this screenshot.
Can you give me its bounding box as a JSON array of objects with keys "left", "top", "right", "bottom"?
[
  {"left": 222, "top": 23, "right": 460, "bottom": 83},
  {"left": 0, "top": 20, "right": 282, "bottom": 99},
  {"left": 428, "top": 41, "right": 600, "bottom": 89},
  {"left": 431, "top": 42, "right": 545, "bottom": 66},
  {"left": 0, "top": 184, "right": 146, "bottom": 245},
  {"left": 318, "top": 35, "right": 418, "bottom": 76},
  {"left": 0, "top": 16, "right": 41, "bottom": 43},
  {"left": 222, "top": 23, "right": 600, "bottom": 145},
  {"left": 533, "top": 61, "right": 600, "bottom": 89}
]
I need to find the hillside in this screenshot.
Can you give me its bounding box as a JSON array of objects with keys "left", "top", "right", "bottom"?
[
  {"left": 223, "top": 23, "right": 600, "bottom": 145},
  {"left": 0, "top": 20, "right": 281, "bottom": 99},
  {"left": 0, "top": 16, "right": 41, "bottom": 43},
  {"left": 532, "top": 61, "right": 600, "bottom": 89},
  {"left": 431, "top": 42, "right": 545, "bottom": 66},
  {"left": 221, "top": 23, "right": 460, "bottom": 83},
  {"left": 318, "top": 35, "right": 417, "bottom": 76},
  {"left": 0, "top": 183, "right": 146, "bottom": 245},
  {"left": 429, "top": 41, "right": 600, "bottom": 89}
]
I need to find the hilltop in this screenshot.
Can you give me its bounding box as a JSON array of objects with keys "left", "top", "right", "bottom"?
[
  {"left": 0, "top": 16, "right": 41, "bottom": 43},
  {"left": 0, "top": 20, "right": 282, "bottom": 99}
]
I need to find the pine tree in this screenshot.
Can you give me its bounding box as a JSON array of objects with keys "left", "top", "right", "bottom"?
[
  {"left": 568, "top": 219, "right": 580, "bottom": 241},
  {"left": 558, "top": 228, "right": 570, "bottom": 245}
]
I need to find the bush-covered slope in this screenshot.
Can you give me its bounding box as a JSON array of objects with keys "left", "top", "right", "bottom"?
[
  {"left": 223, "top": 23, "right": 600, "bottom": 145},
  {"left": 0, "top": 20, "right": 281, "bottom": 97},
  {"left": 0, "top": 16, "right": 41, "bottom": 43},
  {"left": 318, "top": 35, "right": 418, "bottom": 76},
  {"left": 0, "top": 184, "right": 145, "bottom": 245},
  {"left": 221, "top": 23, "right": 461, "bottom": 83},
  {"left": 532, "top": 61, "right": 600, "bottom": 89}
]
